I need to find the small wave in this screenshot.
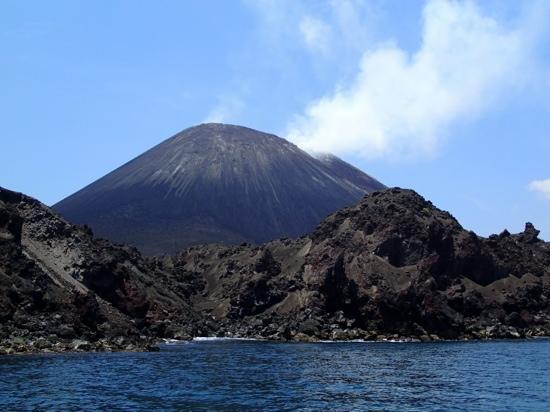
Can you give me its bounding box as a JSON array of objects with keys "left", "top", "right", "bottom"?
[
  {"left": 317, "top": 339, "right": 418, "bottom": 343},
  {"left": 192, "top": 336, "right": 261, "bottom": 342},
  {"left": 161, "top": 339, "right": 190, "bottom": 345}
]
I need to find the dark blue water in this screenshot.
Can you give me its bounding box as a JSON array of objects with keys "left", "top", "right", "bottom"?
[{"left": 0, "top": 339, "right": 549, "bottom": 411}]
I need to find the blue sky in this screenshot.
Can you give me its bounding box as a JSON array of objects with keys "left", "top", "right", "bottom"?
[{"left": 1, "top": 0, "right": 549, "bottom": 239}]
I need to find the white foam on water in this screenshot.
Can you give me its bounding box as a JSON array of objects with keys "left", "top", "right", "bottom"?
[
  {"left": 165, "top": 337, "right": 419, "bottom": 345},
  {"left": 192, "top": 336, "right": 261, "bottom": 342},
  {"left": 317, "top": 339, "right": 416, "bottom": 343},
  {"left": 162, "top": 339, "right": 190, "bottom": 345}
]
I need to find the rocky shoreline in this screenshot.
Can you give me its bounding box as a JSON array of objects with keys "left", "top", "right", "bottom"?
[
  {"left": 211, "top": 320, "right": 550, "bottom": 344},
  {"left": 4, "top": 312, "right": 550, "bottom": 356},
  {"left": 0, "top": 336, "right": 159, "bottom": 356},
  {"left": 4, "top": 332, "right": 550, "bottom": 357}
]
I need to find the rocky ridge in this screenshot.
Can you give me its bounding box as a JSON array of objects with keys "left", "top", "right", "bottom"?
[
  {"left": 1, "top": 186, "right": 549, "bottom": 354},
  {"left": 0, "top": 187, "right": 211, "bottom": 355},
  {"left": 164, "top": 189, "right": 550, "bottom": 342}
]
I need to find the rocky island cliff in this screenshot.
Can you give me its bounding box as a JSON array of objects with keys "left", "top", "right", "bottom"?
[
  {"left": 1, "top": 186, "right": 549, "bottom": 354},
  {"left": 176, "top": 188, "right": 549, "bottom": 342},
  {"left": 0, "top": 187, "right": 206, "bottom": 354}
]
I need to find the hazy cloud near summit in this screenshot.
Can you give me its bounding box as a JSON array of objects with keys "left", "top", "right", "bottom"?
[
  {"left": 204, "top": 96, "right": 245, "bottom": 124},
  {"left": 286, "top": 0, "right": 547, "bottom": 159},
  {"left": 529, "top": 179, "right": 550, "bottom": 199}
]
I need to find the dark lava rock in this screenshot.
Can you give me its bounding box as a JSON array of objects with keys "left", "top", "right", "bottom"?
[
  {"left": 1, "top": 185, "right": 549, "bottom": 354},
  {"left": 53, "top": 123, "right": 384, "bottom": 255},
  {"left": 165, "top": 188, "right": 550, "bottom": 341},
  {"left": 0, "top": 186, "right": 207, "bottom": 354}
]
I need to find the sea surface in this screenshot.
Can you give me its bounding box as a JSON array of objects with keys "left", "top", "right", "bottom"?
[{"left": 0, "top": 338, "right": 549, "bottom": 411}]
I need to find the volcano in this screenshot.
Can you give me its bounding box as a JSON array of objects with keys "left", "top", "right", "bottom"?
[{"left": 53, "top": 123, "right": 384, "bottom": 255}]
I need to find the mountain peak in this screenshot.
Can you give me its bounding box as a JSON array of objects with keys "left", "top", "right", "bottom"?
[{"left": 54, "top": 124, "right": 385, "bottom": 255}]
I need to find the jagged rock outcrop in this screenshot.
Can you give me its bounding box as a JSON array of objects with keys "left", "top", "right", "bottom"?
[
  {"left": 0, "top": 187, "right": 209, "bottom": 354},
  {"left": 53, "top": 123, "right": 385, "bottom": 255},
  {"left": 166, "top": 189, "right": 550, "bottom": 341}
]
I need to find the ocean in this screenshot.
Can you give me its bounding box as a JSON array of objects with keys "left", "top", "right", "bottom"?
[{"left": 1, "top": 339, "right": 549, "bottom": 411}]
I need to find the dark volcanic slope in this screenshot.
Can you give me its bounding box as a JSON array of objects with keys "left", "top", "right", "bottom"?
[{"left": 53, "top": 123, "right": 385, "bottom": 255}]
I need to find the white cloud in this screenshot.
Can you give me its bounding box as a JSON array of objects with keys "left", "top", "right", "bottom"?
[
  {"left": 286, "top": 0, "right": 540, "bottom": 159},
  {"left": 203, "top": 96, "right": 244, "bottom": 124},
  {"left": 529, "top": 179, "right": 550, "bottom": 199},
  {"left": 299, "top": 16, "right": 332, "bottom": 55},
  {"left": 245, "top": 0, "right": 371, "bottom": 63},
  {"left": 297, "top": 1, "right": 371, "bottom": 58},
  {"left": 328, "top": 0, "right": 370, "bottom": 53}
]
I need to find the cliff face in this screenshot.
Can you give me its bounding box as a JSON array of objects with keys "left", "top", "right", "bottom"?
[
  {"left": 1, "top": 185, "right": 549, "bottom": 354},
  {"left": 0, "top": 187, "right": 208, "bottom": 354},
  {"left": 167, "top": 189, "right": 550, "bottom": 341},
  {"left": 53, "top": 123, "right": 385, "bottom": 255}
]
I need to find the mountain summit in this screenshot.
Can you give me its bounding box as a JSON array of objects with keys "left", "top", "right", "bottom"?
[{"left": 53, "top": 123, "right": 384, "bottom": 254}]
